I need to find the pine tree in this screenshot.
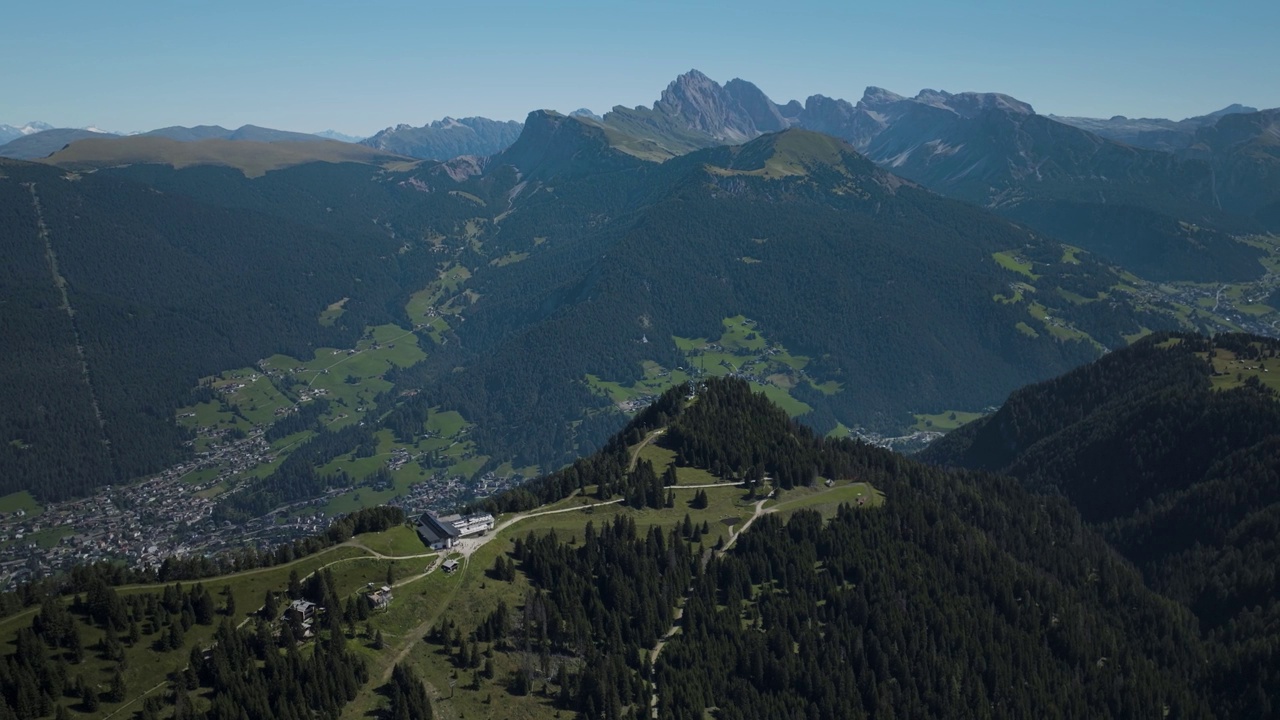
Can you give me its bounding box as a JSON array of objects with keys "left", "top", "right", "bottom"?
[
  {"left": 165, "top": 620, "right": 183, "bottom": 651},
  {"left": 107, "top": 667, "right": 126, "bottom": 703},
  {"left": 68, "top": 627, "right": 84, "bottom": 663},
  {"left": 287, "top": 569, "right": 301, "bottom": 600},
  {"left": 81, "top": 682, "right": 99, "bottom": 713}
]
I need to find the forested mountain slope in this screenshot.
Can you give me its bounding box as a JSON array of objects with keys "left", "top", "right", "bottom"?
[
  {"left": 4, "top": 377, "right": 1278, "bottom": 718},
  {"left": 383, "top": 119, "right": 1168, "bottom": 470},
  {"left": 466, "top": 378, "right": 1253, "bottom": 717},
  {"left": 0, "top": 107, "right": 1215, "bottom": 504},
  {"left": 921, "top": 332, "right": 1280, "bottom": 710},
  {"left": 0, "top": 158, "right": 480, "bottom": 499}
]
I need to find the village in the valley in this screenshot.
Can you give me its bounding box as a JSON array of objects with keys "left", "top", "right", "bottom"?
[{"left": 0, "top": 424, "right": 521, "bottom": 591}]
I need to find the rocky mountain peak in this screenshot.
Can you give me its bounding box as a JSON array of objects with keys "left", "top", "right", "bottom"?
[
  {"left": 858, "top": 86, "right": 906, "bottom": 109},
  {"left": 910, "top": 89, "right": 1034, "bottom": 117},
  {"left": 654, "top": 69, "right": 759, "bottom": 142},
  {"left": 570, "top": 108, "right": 603, "bottom": 122},
  {"left": 723, "top": 78, "right": 790, "bottom": 133}
]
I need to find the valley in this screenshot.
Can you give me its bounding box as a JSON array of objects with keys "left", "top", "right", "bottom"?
[
  {"left": 4, "top": 207, "right": 1278, "bottom": 591},
  {"left": 4, "top": 2, "right": 1280, "bottom": 715},
  {"left": 0, "top": 393, "right": 888, "bottom": 720}
]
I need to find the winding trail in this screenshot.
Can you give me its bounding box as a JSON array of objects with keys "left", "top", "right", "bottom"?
[
  {"left": 629, "top": 429, "right": 666, "bottom": 471},
  {"left": 648, "top": 497, "right": 770, "bottom": 717},
  {"left": 365, "top": 427, "right": 732, "bottom": 715}
]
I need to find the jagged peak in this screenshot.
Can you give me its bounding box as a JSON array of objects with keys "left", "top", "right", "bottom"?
[
  {"left": 911, "top": 89, "right": 1034, "bottom": 117},
  {"left": 657, "top": 69, "right": 727, "bottom": 109},
  {"left": 859, "top": 86, "right": 906, "bottom": 108}
]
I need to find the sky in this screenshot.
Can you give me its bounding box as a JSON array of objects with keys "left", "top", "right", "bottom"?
[{"left": 2, "top": 0, "right": 1277, "bottom": 137}]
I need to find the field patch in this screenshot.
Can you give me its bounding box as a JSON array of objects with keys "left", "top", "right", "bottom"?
[
  {"left": 0, "top": 490, "right": 42, "bottom": 517},
  {"left": 318, "top": 297, "right": 348, "bottom": 326},
  {"left": 772, "top": 481, "right": 885, "bottom": 519},
  {"left": 913, "top": 410, "right": 985, "bottom": 432},
  {"left": 1203, "top": 347, "right": 1280, "bottom": 392},
  {"left": 993, "top": 251, "right": 1040, "bottom": 280}
]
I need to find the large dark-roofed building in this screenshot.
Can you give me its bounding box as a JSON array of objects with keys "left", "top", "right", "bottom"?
[{"left": 416, "top": 513, "right": 461, "bottom": 550}]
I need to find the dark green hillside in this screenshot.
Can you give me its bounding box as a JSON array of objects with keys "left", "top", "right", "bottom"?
[
  {"left": 99, "top": 159, "right": 482, "bottom": 243},
  {"left": 0, "top": 159, "right": 450, "bottom": 499},
  {"left": 1002, "top": 201, "right": 1265, "bottom": 282},
  {"left": 467, "top": 378, "right": 1222, "bottom": 718},
  {"left": 0, "top": 176, "right": 113, "bottom": 500},
  {"left": 1187, "top": 108, "right": 1280, "bottom": 232},
  {"left": 921, "top": 333, "right": 1280, "bottom": 716},
  {"left": 397, "top": 126, "right": 1162, "bottom": 470},
  {"left": 6, "top": 378, "right": 1276, "bottom": 717}
]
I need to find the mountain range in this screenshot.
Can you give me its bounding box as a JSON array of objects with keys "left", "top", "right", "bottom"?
[
  {"left": 4, "top": 70, "right": 1280, "bottom": 720},
  {"left": 338, "top": 70, "right": 1280, "bottom": 279},
  {"left": 360, "top": 116, "right": 524, "bottom": 160},
  {"left": 2, "top": 69, "right": 1279, "bottom": 517},
  {"left": 0, "top": 123, "right": 371, "bottom": 161},
  {"left": 0, "top": 121, "right": 53, "bottom": 144},
  {"left": 1051, "top": 103, "right": 1258, "bottom": 151}
]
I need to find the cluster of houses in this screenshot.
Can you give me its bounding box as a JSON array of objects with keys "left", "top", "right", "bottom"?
[{"left": 414, "top": 512, "right": 495, "bottom": 550}]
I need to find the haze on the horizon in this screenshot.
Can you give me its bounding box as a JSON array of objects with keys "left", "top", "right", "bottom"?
[{"left": 4, "top": 0, "right": 1276, "bottom": 137}]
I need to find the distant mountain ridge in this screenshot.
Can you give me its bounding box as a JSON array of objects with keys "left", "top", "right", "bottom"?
[
  {"left": 572, "top": 70, "right": 1280, "bottom": 275},
  {"left": 1051, "top": 104, "right": 1259, "bottom": 151},
  {"left": 142, "top": 124, "right": 335, "bottom": 144},
  {"left": 41, "top": 135, "right": 413, "bottom": 177},
  {"left": 312, "top": 129, "right": 364, "bottom": 143},
  {"left": 360, "top": 116, "right": 523, "bottom": 161},
  {"left": 0, "top": 128, "right": 119, "bottom": 160},
  {"left": 0, "top": 121, "right": 53, "bottom": 144}
]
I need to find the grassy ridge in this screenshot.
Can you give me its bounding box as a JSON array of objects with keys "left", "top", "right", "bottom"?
[{"left": 43, "top": 136, "right": 411, "bottom": 177}]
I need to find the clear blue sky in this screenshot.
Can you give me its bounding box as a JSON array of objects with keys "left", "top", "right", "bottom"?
[{"left": 3, "top": 0, "right": 1276, "bottom": 136}]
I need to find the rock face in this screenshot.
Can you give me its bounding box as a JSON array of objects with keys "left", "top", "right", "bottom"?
[
  {"left": 652, "top": 70, "right": 762, "bottom": 142},
  {"left": 722, "top": 78, "right": 791, "bottom": 133},
  {"left": 495, "top": 110, "right": 642, "bottom": 180},
  {"left": 1184, "top": 108, "right": 1280, "bottom": 230},
  {"left": 569, "top": 108, "right": 602, "bottom": 122},
  {"left": 361, "top": 116, "right": 524, "bottom": 160}
]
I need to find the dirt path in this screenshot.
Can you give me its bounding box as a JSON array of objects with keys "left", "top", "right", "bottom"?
[
  {"left": 721, "top": 499, "right": 770, "bottom": 553},
  {"left": 629, "top": 428, "right": 666, "bottom": 471},
  {"left": 102, "top": 679, "right": 167, "bottom": 720},
  {"left": 648, "top": 498, "right": 770, "bottom": 716}
]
